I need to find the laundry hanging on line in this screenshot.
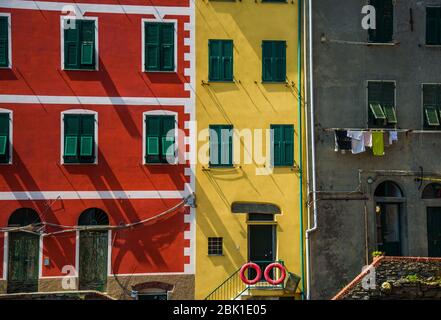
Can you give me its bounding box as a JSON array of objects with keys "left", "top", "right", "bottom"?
[
  {"left": 347, "top": 130, "right": 365, "bottom": 154},
  {"left": 334, "top": 130, "right": 352, "bottom": 153},
  {"left": 372, "top": 131, "right": 385, "bottom": 156},
  {"left": 389, "top": 131, "right": 398, "bottom": 145}
]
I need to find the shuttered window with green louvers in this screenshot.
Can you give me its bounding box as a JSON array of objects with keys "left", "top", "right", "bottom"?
[
  {"left": 271, "top": 124, "right": 294, "bottom": 167},
  {"left": 426, "top": 7, "right": 441, "bottom": 45},
  {"left": 0, "top": 17, "right": 8, "bottom": 68},
  {"left": 63, "top": 114, "right": 96, "bottom": 163},
  {"left": 145, "top": 115, "right": 176, "bottom": 164},
  {"left": 0, "top": 113, "right": 10, "bottom": 164},
  {"left": 208, "top": 40, "right": 233, "bottom": 81},
  {"left": 368, "top": 0, "right": 394, "bottom": 43},
  {"left": 423, "top": 84, "right": 441, "bottom": 129},
  {"left": 262, "top": 41, "right": 286, "bottom": 82},
  {"left": 64, "top": 19, "right": 96, "bottom": 70},
  {"left": 209, "top": 125, "right": 233, "bottom": 167},
  {"left": 368, "top": 81, "right": 396, "bottom": 128},
  {"left": 145, "top": 23, "right": 174, "bottom": 72}
]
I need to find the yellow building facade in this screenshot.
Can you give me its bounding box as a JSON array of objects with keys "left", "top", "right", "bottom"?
[{"left": 195, "top": 0, "right": 306, "bottom": 300}]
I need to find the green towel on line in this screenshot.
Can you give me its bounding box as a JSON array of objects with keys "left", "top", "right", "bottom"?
[{"left": 372, "top": 131, "right": 384, "bottom": 156}]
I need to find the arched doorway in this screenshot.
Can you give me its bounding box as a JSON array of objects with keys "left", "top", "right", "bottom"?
[
  {"left": 78, "top": 208, "right": 109, "bottom": 292},
  {"left": 374, "top": 181, "right": 405, "bottom": 256},
  {"left": 7, "top": 208, "right": 41, "bottom": 293},
  {"left": 422, "top": 183, "right": 441, "bottom": 257}
]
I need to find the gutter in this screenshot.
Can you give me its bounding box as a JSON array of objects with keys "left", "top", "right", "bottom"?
[
  {"left": 297, "top": 0, "right": 306, "bottom": 300},
  {"left": 305, "top": 0, "right": 318, "bottom": 300}
]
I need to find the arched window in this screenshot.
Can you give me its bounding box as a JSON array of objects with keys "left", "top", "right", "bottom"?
[
  {"left": 8, "top": 208, "right": 41, "bottom": 227},
  {"left": 422, "top": 183, "right": 441, "bottom": 199},
  {"left": 78, "top": 208, "right": 109, "bottom": 226},
  {"left": 374, "top": 181, "right": 403, "bottom": 198}
]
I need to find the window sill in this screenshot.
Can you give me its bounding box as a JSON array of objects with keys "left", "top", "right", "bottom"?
[
  {"left": 204, "top": 80, "right": 235, "bottom": 84},
  {"left": 203, "top": 165, "right": 240, "bottom": 171},
  {"left": 424, "top": 44, "right": 441, "bottom": 48},
  {"left": 366, "top": 41, "right": 399, "bottom": 47},
  {"left": 261, "top": 81, "right": 286, "bottom": 84},
  {"left": 62, "top": 162, "right": 98, "bottom": 165},
  {"left": 144, "top": 162, "right": 178, "bottom": 165},
  {"left": 208, "top": 254, "right": 224, "bottom": 257},
  {"left": 63, "top": 68, "right": 98, "bottom": 72},
  {"left": 144, "top": 70, "right": 176, "bottom": 74},
  {"left": 0, "top": 66, "right": 11, "bottom": 69}
]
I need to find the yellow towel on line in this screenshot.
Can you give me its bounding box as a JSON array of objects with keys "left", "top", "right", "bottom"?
[{"left": 372, "top": 131, "right": 384, "bottom": 156}]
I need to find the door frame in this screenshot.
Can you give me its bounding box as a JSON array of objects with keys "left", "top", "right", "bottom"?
[{"left": 374, "top": 197, "right": 405, "bottom": 256}]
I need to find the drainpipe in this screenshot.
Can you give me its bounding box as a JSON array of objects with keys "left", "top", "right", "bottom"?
[
  {"left": 297, "top": 0, "right": 306, "bottom": 301},
  {"left": 305, "top": 0, "right": 318, "bottom": 300}
]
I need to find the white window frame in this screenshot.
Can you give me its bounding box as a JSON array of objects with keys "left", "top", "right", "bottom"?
[
  {"left": 141, "top": 18, "right": 178, "bottom": 73},
  {"left": 60, "top": 16, "right": 99, "bottom": 71},
  {"left": 143, "top": 110, "right": 178, "bottom": 165},
  {"left": 60, "top": 109, "right": 98, "bottom": 165},
  {"left": 0, "top": 13, "right": 12, "bottom": 69},
  {"left": 0, "top": 108, "right": 13, "bottom": 165},
  {"left": 366, "top": 80, "right": 397, "bottom": 127}
]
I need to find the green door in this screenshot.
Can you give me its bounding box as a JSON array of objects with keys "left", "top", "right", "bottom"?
[
  {"left": 79, "top": 231, "right": 108, "bottom": 292},
  {"left": 248, "top": 225, "right": 275, "bottom": 281},
  {"left": 7, "top": 232, "right": 39, "bottom": 293},
  {"left": 427, "top": 207, "right": 441, "bottom": 257}
]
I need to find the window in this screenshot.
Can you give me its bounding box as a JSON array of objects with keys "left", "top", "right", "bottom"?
[
  {"left": 208, "top": 40, "right": 233, "bottom": 81},
  {"left": 144, "top": 22, "right": 174, "bottom": 72},
  {"left": 368, "top": 0, "right": 393, "bottom": 43},
  {"left": 209, "top": 125, "right": 233, "bottom": 167},
  {"left": 368, "top": 81, "right": 396, "bottom": 128},
  {"left": 426, "top": 7, "right": 441, "bottom": 45},
  {"left": 262, "top": 41, "right": 286, "bottom": 82},
  {"left": 145, "top": 115, "right": 176, "bottom": 164},
  {"left": 63, "top": 114, "right": 96, "bottom": 164},
  {"left": 271, "top": 124, "right": 294, "bottom": 167},
  {"left": 423, "top": 84, "right": 441, "bottom": 129},
  {"left": 0, "top": 113, "right": 11, "bottom": 164},
  {"left": 0, "top": 15, "right": 9, "bottom": 68},
  {"left": 208, "top": 237, "right": 223, "bottom": 256},
  {"left": 64, "top": 19, "right": 97, "bottom": 70}
]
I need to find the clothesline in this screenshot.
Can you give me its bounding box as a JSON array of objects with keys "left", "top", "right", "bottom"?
[{"left": 323, "top": 128, "right": 411, "bottom": 133}]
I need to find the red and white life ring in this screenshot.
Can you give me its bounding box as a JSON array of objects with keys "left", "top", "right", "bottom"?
[
  {"left": 239, "top": 262, "right": 262, "bottom": 285},
  {"left": 264, "top": 262, "right": 286, "bottom": 285}
]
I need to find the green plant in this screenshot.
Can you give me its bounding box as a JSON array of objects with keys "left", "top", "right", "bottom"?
[
  {"left": 405, "top": 274, "right": 420, "bottom": 282},
  {"left": 372, "top": 251, "right": 384, "bottom": 258}
]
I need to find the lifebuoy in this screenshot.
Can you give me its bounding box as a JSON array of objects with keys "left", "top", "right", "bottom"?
[
  {"left": 264, "top": 263, "right": 286, "bottom": 285},
  {"left": 239, "top": 262, "right": 262, "bottom": 285}
]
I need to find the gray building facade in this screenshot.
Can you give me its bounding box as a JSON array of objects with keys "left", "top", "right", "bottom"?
[{"left": 308, "top": 0, "right": 441, "bottom": 299}]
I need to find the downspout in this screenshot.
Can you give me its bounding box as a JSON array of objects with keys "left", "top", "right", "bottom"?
[
  {"left": 305, "top": 0, "right": 318, "bottom": 300},
  {"left": 297, "top": 0, "right": 305, "bottom": 301}
]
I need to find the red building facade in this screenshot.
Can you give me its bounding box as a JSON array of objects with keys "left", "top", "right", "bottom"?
[{"left": 0, "top": 0, "right": 195, "bottom": 299}]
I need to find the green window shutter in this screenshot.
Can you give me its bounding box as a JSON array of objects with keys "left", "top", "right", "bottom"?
[
  {"left": 0, "top": 17, "right": 8, "bottom": 67},
  {"left": 222, "top": 40, "right": 233, "bottom": 81},
  {"left": 64, "top": 115, "right": 80, "bottom": 159},
  {"left": 209, "top": 126, "right": 220, "bottom": 166},
  {"left": 64, "top": 19, "right": 80, "bottom": 69},
  {"left": 274, "top": 41, "right": 286, "bottom": 82},
  {"left": 381, "top": 0, "right": 394, "bottom": 42},
  {"left": 80, "top": 136, "right": 93, "bottom": 156},
  {"left": 65, "top": 136, "right": 78, "bottom": 156},
  {"left": 426, "top": 8, "right": 441, "bottom": 45},
  {"left": 0, "top": 113, "right": 9, "bottom": 162},
  {"left": 220, "top": 126, "right": 233, "bottom": 166},
  {"left": 209, "top": 40, "right": 222, "bottom": 81},
  {"left": 80, "top": 20, "right": 95, "bottom": 67},
  {"left": 145, "top": 23, "right": 160, "bottom": 71},
  {"left": 383, "top": 105, "right": 397, "bottom": 124},
  {"left": 283, "top": 125, "right": 294, "bottom": 166},
  {"left": 271, "top": 125, "right": 282, "bottom": 166},
  {"left": 262, "top": 41, "right": 273, "bottom": 82},
  {"left": 369, "top": 103, "right": 386, "bottom": 119},
  {"left": 145, "top": 116, "right": 161, "bottom": 162},
  {"left": 425, "top": 107, "right": 440, "bottom": 126},
  {"left": 160, "top": 24, "right": 174, "bottom": 71},
  {"left": 161, "top": 116, "right": 175, "bottom": 158}
]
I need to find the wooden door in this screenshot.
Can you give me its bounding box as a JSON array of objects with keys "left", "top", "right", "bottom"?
[
  {"left": 427, "top": 207, "right": 441, "bottom": 257},
  {"left": 7, "top": 232, "right": 39, "bottom": 293},
  {"left": 79, "top": 231, "right": 108, "bottom": 292}
]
